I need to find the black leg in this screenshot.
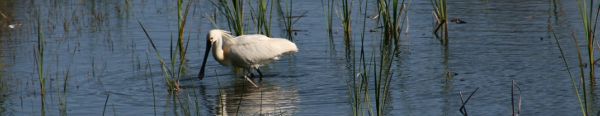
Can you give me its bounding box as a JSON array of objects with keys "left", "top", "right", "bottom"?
[{"left": 256, "top": 68, "right": 263, "bottom": 78}]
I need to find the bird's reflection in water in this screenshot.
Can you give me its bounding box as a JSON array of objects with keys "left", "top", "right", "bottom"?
[{"left": 218, "top": 78, "right": 298, "bottom": 116}]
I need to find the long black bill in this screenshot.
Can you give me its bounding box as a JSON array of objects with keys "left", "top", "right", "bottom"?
[{"left": 198, "top": 38, "right": 212, "bottom": 80}]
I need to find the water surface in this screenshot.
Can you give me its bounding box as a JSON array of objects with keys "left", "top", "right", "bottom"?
[{"left": 0, "top": 0, "right": 592, "bottom": 115}]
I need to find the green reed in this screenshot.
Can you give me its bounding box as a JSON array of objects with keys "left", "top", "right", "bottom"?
[
  {"left": 576, "top": 0, "right": 595, "bottom": 85},
  {"left": 322, "top": 0, "right": 334, "bottom": 36},
  {"left": 213, "top": 0, "right": 291, "bottom": 38},
  {"left": 575, "top": 0, "right": 600, "bottom": 115},
  {"left": 137, "top": 0, "right": 194, "bottom": 92},
  {"left": 138, "top": 21, "right": 179, "bottom": 92},
  {"left": 340, "top": 0, "right": 354, "bottom": 66},
  {"left": 347, "top": 0, "right": 409, "bottom": 115},
  {"left": 323, "top": 0, "right": 336, "bottom": 52},
  {"left": 283, "top": 0, "right": 294, "bottom": 40},
  {"left": 458, "top": 88, "right": 478, "bottom": 116},
  {"left": 378, "top": 0, "right": 406, "bottom": 48},
  {"left": 341, "top": 0, "right": 352, "bottom": 41},
  {"left": 102, "top": 94, "right": 110, "bottom": 116},
  {"left": 144, "top": 51, "right": 158, "bottom": 115},
  {"left": 511, "top": 81, "right": 521, "bottom": 116},
  {"left": 375, "top": 0, "right": 407, "bottom": 114},
  {"left": 350, "top": 0, "right": 368, "bottom": 114},
  {"left": 431, "top": 0, "right": 448, "bottom": 46},
  {"left": 215, "top": 0, "right": 245, "bottom": 35},
  {"left": 549, "top": 22, "right": 586, "bottom": 115},
  {"left": 273, "top": 0, "right": 296, "bottom": 40},
  {"left": 351, "top": 36, "right": 396, "bottom": 116},
  {"left": 176, "top": 0, "right": 192, "bottom": 66},
  {"left": 253, "top": 0, "right": 273, "bottom": 36},
  {"left": 33, "top": 9, "right": 47, "bottom": 116},
  {"left": 59, "top": 70, "right": 69, "bottom": 116},
  {"left": 572, "top": 32, "right": 589, "bottom": 116}
]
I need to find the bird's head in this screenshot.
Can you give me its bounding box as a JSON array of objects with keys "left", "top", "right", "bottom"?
[
  {"left": 208, "top": 29, "right": 231, "bottom": 43},
  {"left": 199, "top": 29, "right": 231, "bottom": 80}
]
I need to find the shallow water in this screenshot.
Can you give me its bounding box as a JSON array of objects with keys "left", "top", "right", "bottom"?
[{"left": 0, "top": 0, "right": 594, "bottom": 115}]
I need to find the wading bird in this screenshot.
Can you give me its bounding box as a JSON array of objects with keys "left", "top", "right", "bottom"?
[{"left": 198, "top": 29, "right": 298, "bottom": 83}]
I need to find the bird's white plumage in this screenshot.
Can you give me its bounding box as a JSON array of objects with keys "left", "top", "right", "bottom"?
[{"left": 208, "top": 29, "right": 298, "bottom": 70}]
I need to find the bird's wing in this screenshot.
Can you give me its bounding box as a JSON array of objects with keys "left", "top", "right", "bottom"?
[{"left": 227, "top": 35, "right": 298, "bottom": 68}]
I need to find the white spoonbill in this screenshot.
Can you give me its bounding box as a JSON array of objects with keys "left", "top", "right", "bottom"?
[{"left": 198, "top": 29, "right": 298, "bottom": 80}]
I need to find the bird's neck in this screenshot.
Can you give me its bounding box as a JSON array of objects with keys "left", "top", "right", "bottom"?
[{"left": 212, "top": 34, "right": 232, "bottom": 66}]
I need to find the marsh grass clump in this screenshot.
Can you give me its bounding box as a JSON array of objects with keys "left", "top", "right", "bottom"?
[
  {"left": 349, "top": 38, "right": 396, "bottom": 116},
  {"left": 279, "top": 0, "right": 297, "bottom": 40},
  {"left": 576, "top": 0, "right": 596, "bottom": 85},
  {"left": 250, "top": 0, "right": 273, "bottom": 36},
  {"left": 213, "top": 0, "right": 245, "bottom": 35},
  {"left": 347, "top": 0, "right": 409, "bottom": 115},
  {"left": 212, "top": 0, "right": 284, "bottom": 37},
  {"left": 549, "top": 0, "right": 600, "bottom": 114},
  {"left": 137, "top": 0, "right": 195, "bottom": 92},
  {"left": 377, "top": 0, "right": 408, "bottom": 49},
  {"left": 559, "top": 0, "right": 600, "bottom": 115},
  {"left": 139, "top": 21, "right": 180, "bottom": 92},
  {"left": 212, "top": 0, "right": 297, "bottom": 40}
]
